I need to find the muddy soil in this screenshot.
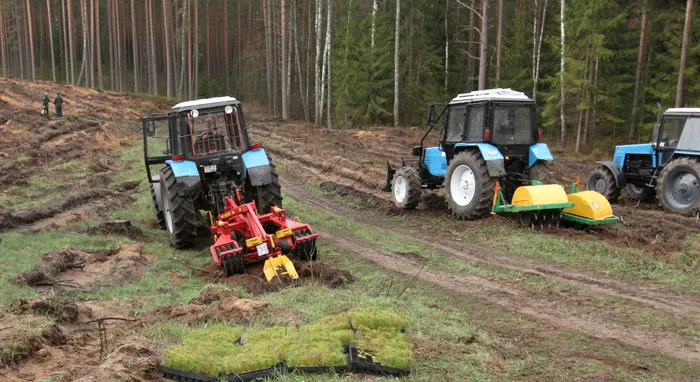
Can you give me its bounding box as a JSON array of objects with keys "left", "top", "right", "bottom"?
[
  {"left": 248, "top": 122, "right": 700, "bottom": 257},
  {"left": 14, "top": 244, "right": 153, "bottom": 290}
]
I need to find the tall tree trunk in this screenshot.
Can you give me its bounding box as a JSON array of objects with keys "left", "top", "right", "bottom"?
[
  {"left": 467, "top": 0, "right": 475, "bottom": 90},
  {"left": 532, "top": 0, "right": 538, "bottom": 97},
  {"left": 444, "top": 0, "right": 449, "bottom": 93},
  {"left": 575, "top": 45, "right": 590, "bottom": 154},
  {"left": 534, "top": 0, "right": 547, "bottom": 99},
  {"left": 96, "top": 0, "right": 103, "bottom": 89},
  {"left": 107, "top": 0, "right": 114, "bottom": 89},
  {"left": 0, "top": 5, "right": 6, "bottom": 77},
  {"left": 237, "top": 0, "right": 241, "bottom": 72},
  {"left": 559, "top": 0, "right": 567, "bottom": 147},
  {"left": 326, "top": 0, "right": 332, "bottom": 128},
  {"left": 68, "top": 0, "right": 76, "bottom": 83},
  {"left": 294, "top": 0, "right": 309, "bottom": 121},
  {"left": 588, "top": 57, "right": 599, "bottom": 143},
  {"left": 394, "top": 0, "right": 400, "bottom": 127},
  {"left": 77, "top": 0, "right": 87, "bottom": 86},
  {"left": 478, "top": 0, "right": 488, "bottom": 90},
  {"left": 584, "top": 52, "right": 597, "bottom": 146},
  {"left": 264, "top": 0, "right": 273, "bottom": 114},
  {"left": 149, "top": 0, "right": 158, "bottom": 94},
  {"left": 281, "top": 0, "right": 288, "bottom": 120},
  {"left": 62, "top": 0, "right": 69, "bottom": 83},
  {"left": 371, "top": 0, "right": 377, "bottom": 58},
  {"left": 629, "top": 0, "right": 648, "bottom": 139},
  {"left": 314, "top": 0, "right": 322, "bottom": 124},
  {"left": 223, "top": 0, "right": 229, "bottom": 95},
  {"left": 16, "top": 1, "right": 24, "bottom": 79},
  {"left": 178, "top": 0, "right": 187, "bottom": 97},
  {"left": 495, "top": 0, "right": 502, "bottom": 85},
  {"left": 131, "top": 0, "right": 139, "bottom": 92},
  {"left": 163, "top": 0, "right": 173, "bottom": 98},
  {"left": 90, "top": 0, "right": 95, "bottom": 87},
  {"left": 194, "top": 0, "right": 198, "bottom": 97},
  {"left": 46, "top": 0, "right": 57, "bottom": 82},
  {"left": 319, "top": 0, "right": 331, "bottom": 123},
  {"left": 676, "top": 0, "right": 693, "bottom": 107},
  {"left": 25, "top": 0, "right": 35, "bottom": 80},
  {"left": 188, "top": 0, "right": 192, "bottom": 99}
]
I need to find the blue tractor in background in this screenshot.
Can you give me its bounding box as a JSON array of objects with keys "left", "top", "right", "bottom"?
[
  {"left": 587, "top": 107, "right": 700, "bottom": 216},
  {"left": 385, "top": 89, "right": 555, "bottom": 220},
  {"left": 143, "top": 97, "right": 282, "bottom": 248}
]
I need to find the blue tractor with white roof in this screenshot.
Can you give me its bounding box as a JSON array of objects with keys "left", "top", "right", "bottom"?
[
  {"left": 142, "top": 96, "right": 282, "bottom": 248},
  {"left": 587, "top": 107, "right": 700, "bottom": 216},
  {"left": 386, "top": 89, "right": 556, "bottom": 220}
]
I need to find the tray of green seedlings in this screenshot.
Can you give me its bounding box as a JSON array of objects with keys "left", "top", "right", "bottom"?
[{"left": 161, "top": 308, "right": 412, "bottom": 380}]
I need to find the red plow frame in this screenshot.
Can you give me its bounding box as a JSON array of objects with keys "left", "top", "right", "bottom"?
[{"left": 210, "top": 195, "right": 318, "bottom": 281}]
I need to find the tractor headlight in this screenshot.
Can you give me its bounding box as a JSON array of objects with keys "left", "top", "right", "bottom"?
[
  {"left": 190, "top": 109, "right": 199, "bottom": 118},
  {"left": 225, "top": 105, "right": 234, "bottom": 114}
]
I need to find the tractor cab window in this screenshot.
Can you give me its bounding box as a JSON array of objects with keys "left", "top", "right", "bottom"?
[
  {"left": 187, "top": 107, "right": 244, "bottom": 157},
  {"left": 660, "top": 117, "right": 686, "bottom": 149},
  {"left": 491, "top": 104, "right": 535, "bottom": 145},
  {"left": 465, "top": 104, "right": 485, "bottom": 141},
  {"left": 446, "top": 105, "right": 466, "bottom": 142},
  {"left": 144, "top": 117, "right": 171, "bottom": 158},
  {"left": 677, "top": 117, "right": 700, "bottom": 151}
]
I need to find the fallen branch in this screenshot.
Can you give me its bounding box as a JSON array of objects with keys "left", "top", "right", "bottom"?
[{"left": 172, "top": 257, "right": 213, "bottom": 274}]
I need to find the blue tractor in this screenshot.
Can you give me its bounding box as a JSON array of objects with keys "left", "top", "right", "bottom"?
[
  {"left": 143, "top": 97, "right": 282, "bottom": 248},
  {"left": 587, "top": 107, "right": 700, "bottom": 216},
  {"left": 385, "top": 89, "right": 556, "bottom": 220}
]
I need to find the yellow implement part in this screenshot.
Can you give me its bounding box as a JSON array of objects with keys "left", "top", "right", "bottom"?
[
  {"left": 564, "top": 191, "right": 615, "bottom": 220},
  {"left": 246, "top": 236, "right": 263, "bottom": 248},
  {"left": 511, "top": 184, "right": 568, "bottom": 206},
  {"left": 263, "top": 255, "right": 299, "bottom": 282}
]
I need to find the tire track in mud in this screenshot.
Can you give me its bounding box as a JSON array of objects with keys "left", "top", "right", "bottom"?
[
  {"left": 322, "top": 234, "right": 700, "bottom": 364},
  {"left": 279, "top": 176, "right": 700, "bottom": 327}
]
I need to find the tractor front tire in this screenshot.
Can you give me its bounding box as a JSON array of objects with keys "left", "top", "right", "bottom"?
[
  {"left": 529, "top": 161, "right": 556, "bottom": 184},
  {"left": 586, "top": 166, "right": 621, "bottom": 203},
  {"left": 445, "top": 151, "right": 496, "bottom": 220},
  {"left": 249, "top": 157, "right": 283, "bottom": 214},
  {"left": 160, "top": 166, "right": 198, "bottom": 248},
  {"left": 150, "top": 176, "right": 166, "bottom": 229},
  {"left": 625, "top": 184, "right": 655, "bottom": 202},
  {"left": 657, "top": 157, "right": 700, "bottom": 216},
  {"left": 391, "top": 167, "right": 422, "bottom": 209}
]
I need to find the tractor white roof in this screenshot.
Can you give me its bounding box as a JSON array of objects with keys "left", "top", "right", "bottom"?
[
  {"left": 449, "top": 88, "right": 532, "bottom": 104},
  {"left": 171, "top": 96, "right": 239, "bottom": 112},
  {"left": 665, "top": 107, "right": 700, "bottom": 115}
]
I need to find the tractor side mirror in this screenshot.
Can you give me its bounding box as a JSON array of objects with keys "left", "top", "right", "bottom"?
[
  {"left": 652, "top": 123, "right": 661, "bottom": 146},
  {"left": 427, "top": 104, "right": 436, "bottom": 125},
  {"left": 412, "top": 145, "right": 423, "bottom": 157}
]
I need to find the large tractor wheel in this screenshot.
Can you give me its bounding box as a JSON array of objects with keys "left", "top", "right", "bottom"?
[
  {"left": 657, "top": 157, "right": 700, "bottom": 216},
  {"left": 528, "top": 161, "right": 555, "bottom": 184},
  {"left": 160, "top": 166, "right": 198, "bottom": 248},
  {"left": 249, "top": 157, "right": 283, "bottom": 214},
  {"left": 446, "top": 151, "right": 496, "bottom": 220},
  {"left": 625, "top": 183, "right": 655, "bottom": 202},
  {"left": 391, "top": 167, "right": 422, "bottom": 209},
  {"left": 586, "top": 166, "right": 621, "bottom": 203},
  {"left": 150, "top": 175, "right": 166, "bottom": 229}
]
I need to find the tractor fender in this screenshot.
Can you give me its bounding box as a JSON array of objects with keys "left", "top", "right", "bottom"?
[
  {"left": 165, "top": 159, "right": 202, "bottom": 195},
  {"left": 454, "top": 143, "right": 506, "bottom": 177},
  {"left": 595, "top": 160, "right": 626, "bottom": 188},
  {"left": 528, "top": 143, "right": 554, "bottom": 167},
  {"left": 151, "top": 175, "right": 164, "bottom": 212},
  {"left": 242, "top": 148, "right": 273, "bottom": 187}
]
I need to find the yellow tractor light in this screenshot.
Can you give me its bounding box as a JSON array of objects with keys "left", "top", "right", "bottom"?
[{"left": 246, "top": 236, "right": 263, "bottom": 248}]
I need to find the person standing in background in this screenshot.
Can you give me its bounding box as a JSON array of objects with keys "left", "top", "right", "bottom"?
[{"left": 53, "top": 92, "right": 63, "bottom": 118}]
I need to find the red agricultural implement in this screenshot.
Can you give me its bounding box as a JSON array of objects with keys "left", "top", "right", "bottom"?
[{"left": 209, "top": 194, "right": 318, "bottom": 282}]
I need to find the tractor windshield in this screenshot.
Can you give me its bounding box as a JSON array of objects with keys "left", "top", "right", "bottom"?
[
  {"left": 187, "top": 107, "right": 245, "bottom": 157},
  {"left": 491, "top": 104, "right": 535, "bottom": 145},
  {"left": 661, "top": 115, "right": 700, "bottom": 151}
]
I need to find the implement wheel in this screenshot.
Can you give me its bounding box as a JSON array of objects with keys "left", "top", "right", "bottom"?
[
  {"left": 248, "top": 156, "right": 283, "bottom": 213},
  {"left": 150, "top": 175, "right": 166, "bottom": 229},
  {"left": 446, "top": 151, "right": 496, "bottom": 220},
  {"left": 222, "top": 255, "right": 245, "bottom": 277},
  {"left": 625, "top": 184, "right": 655, "bottom": 202},
  {"left": 586, "top": 166, "right": 620, "bottom": 203},
  {"left": 160, "top": 166, "right": 198, "bottom": 248},
  {"left": 392, "top": 167, "right": 422, "bottom": 209},
  {"left": 657, "top": 157, "right": 700, "bottom": 216}
]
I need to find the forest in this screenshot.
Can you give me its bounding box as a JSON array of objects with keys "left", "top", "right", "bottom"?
[{"left": 0, "top": 0, "right": 697, "bottom": 151}]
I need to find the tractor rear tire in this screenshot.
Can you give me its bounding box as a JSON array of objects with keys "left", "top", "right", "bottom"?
[
  {"left": 657, "top": 157, "right": 700, "bottom": 216},
  {"left": 160, "top": 166, "right": 198, "bottom": 249},
  {"left": 222, "top": 255, "right": 245, "bottom": 277},
  {"left": 150, "top": 175, "right": 166, "bottom": 229},
  {"left": 625, "top": 184, "right": 655, "bottom": 202},
  {"left": 445, "top": 151, "right": 496, "bottom": 220},
  {"left": 249, "top": 156, "right": 283, "bottom": 214},
  {"left": 391, "top": 167, "right": 422, "bottom": 209},
  {"left": 529, "top": 161, "right": 555, "bottom": 184},
  {"left": 586, "top": 166, "right": 621, "bottom": 203}
]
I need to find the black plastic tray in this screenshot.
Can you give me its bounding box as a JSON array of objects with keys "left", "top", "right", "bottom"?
[{"left": 161, "top": 366, "right": 218, "bottom": 382}]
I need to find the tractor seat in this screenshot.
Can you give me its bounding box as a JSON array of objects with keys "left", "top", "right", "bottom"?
[{"left": 194, "top": 132, "right": 227, "bottom": 155}]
